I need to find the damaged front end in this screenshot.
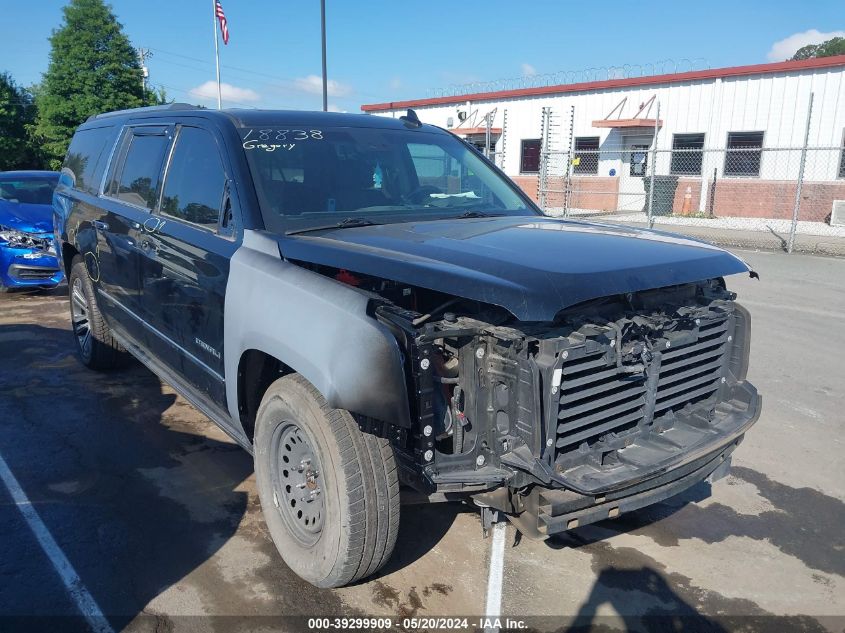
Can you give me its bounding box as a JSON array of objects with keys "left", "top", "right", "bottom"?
[
  {"left": 365, "top": 275, "right": 760, "bottom": 537},
  {"left": 299, "top": 260, "right": 760, "bottom": 538}
]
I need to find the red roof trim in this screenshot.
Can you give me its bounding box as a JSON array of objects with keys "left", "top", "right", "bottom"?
[
  {"left": 449, "top": 127, "right": 503, "bottom": 136},
  {"left": 361, "top": 55, "right": 845, "bottom": 112}
]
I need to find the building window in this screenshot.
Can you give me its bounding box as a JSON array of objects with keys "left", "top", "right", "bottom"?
[
  {"left": 573, "top": 137, "right": 599, "bottom": 175},
  {"left": 520, "top": 139, "right": 541, "bottom": 173},
  {"left": 725, "top": 131, "right": 764, "bottom": 177},
  {"left": 628, "top": 144, "right": 649, "bottom": 177},
  {"left": 671, "top": 133, "right": 705, "bottom": 175}
]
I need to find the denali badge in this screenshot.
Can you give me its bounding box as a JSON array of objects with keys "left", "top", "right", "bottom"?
[{"left": 195, "top": 337, "right": 221, "bottom": 359}]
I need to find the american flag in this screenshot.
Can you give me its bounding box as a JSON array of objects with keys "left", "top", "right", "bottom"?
[{"left": 215, "top": 0, "right": 229, "bottom": 45}]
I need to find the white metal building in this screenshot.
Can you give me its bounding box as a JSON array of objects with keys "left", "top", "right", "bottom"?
[{"left": 361, "top": 56, "right": 845, "bottom": 221}]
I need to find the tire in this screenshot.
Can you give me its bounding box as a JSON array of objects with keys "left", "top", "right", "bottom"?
[
  {"left": 254, "top": 374, "right": 400, "bottom": 588},
  {"left": 68, "top": 255, "right": 126, "bottom": 370}
]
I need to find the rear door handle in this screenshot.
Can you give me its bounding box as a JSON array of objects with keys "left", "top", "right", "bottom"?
[{"left": 93, "top": 220, "right": 109, "bottom": 231}]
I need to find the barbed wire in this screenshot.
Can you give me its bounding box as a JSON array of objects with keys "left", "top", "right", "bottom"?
[{"left": 426, "top": 58, "right": 710, "bottom": 99}]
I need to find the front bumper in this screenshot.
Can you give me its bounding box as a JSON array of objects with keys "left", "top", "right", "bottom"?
[
  {"left": 508, "top": 434, "right": 745, "bottom": 538},
  {"left": 0, "top": 245, "right": 63, "bottom": 289}
]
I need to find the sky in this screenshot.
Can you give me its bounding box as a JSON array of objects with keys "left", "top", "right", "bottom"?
[{"left": 2, "top": 0, "right": 844, "bottom": 112}]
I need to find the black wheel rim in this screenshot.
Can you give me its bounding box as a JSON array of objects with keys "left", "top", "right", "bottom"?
[
  {"left": 70, "top": 277, "right": 92, "bottom": 359},
  {"left": 269, "top": 422, "right": 324, "bottom": 545}
]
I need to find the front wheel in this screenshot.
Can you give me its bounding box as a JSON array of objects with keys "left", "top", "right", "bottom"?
[{"left": 254, "top": 374, "right": 400, "bottom": 588}]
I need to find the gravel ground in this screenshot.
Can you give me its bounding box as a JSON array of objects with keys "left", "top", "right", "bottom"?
[{"left": 545, "top": 209, "right": 845, "bottom": 237}]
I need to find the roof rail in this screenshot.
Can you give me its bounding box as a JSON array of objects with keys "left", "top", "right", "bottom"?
[{"left": 86, "top": 103, "right": 203, "bottom": 122}]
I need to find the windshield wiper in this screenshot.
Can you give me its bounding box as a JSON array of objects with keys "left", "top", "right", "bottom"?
[
  {"left": 452, "top": 211, "right": 505, "bottom": 219},
  {"left": 286, "top": 217, "right": 381, "bottom": 236}
]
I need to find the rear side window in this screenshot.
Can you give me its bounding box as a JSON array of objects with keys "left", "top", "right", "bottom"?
[
  {"left": 107, "top": 128, "right": 170, "bottom": 209},
  {"left": 62, "top": 126, "right": 114, "bottom": 194},
  {"left": 160, "top": 127, "right": 226, "bottom": 230}
]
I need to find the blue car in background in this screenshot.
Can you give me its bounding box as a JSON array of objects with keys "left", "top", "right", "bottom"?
[{"left": 0, "top": 170, "right": 63, "bottom": 293}]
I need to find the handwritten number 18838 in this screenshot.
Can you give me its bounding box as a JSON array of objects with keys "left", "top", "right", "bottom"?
[{"left": 244, "top": 129, "right": 323, "bottom": 142}]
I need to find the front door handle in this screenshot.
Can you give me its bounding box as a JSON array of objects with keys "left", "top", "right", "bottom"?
[
  {"left": 141, "top": 238, "right": 159, "bottom": 254},
  {"left": 93, "top": 220, "right": 109, "bottom": 231}
]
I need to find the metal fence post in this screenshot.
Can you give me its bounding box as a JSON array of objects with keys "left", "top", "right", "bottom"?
[
  {"left": 563, "top": 105, "right": 575, "bottom": 218},
  {"left": 484, "top": 111, "right": 492, "bottom": 160},
  {"left": 538, "top": 107, "right": 551, "bottom": 211},
  {"left": 498, "top": 108, "right": 508, "bottom": 169},
  {"left": 646, "top": 101, "right": 661, "bottom": 229},
  {"left": 787, "top": 92, "right": 814, "bottom": 254}
]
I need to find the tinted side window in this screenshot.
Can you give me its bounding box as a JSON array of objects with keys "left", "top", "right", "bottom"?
[
  {"left": 62, "top": 126, "right": 114, "bottom": 194},
  {"left": 161, "top": 127, "right": 226, "bottom": 229},
  {"left": 109, "top": 131, "right": 170, "bottom": 208}
]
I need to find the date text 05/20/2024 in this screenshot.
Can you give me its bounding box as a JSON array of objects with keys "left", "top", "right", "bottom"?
[{"left": 307, "top": 618, "right": 528, "bottom": 630}]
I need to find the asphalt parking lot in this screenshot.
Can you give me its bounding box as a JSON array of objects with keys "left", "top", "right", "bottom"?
[{"left": 0, "top": 249, "right": 843, "bottom": 633}]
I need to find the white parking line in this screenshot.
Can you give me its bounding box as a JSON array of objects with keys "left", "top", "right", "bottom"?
[
  {"left": 0, "top": 453, "right": 114, "bottom": 633},
  {"left": 484, "top": 521, "right": 507, "bottom": 633}
]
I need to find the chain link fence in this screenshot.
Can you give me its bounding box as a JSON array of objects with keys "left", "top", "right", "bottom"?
[{"left": 533, "top": 100, "right": 845, "bottom": 253}]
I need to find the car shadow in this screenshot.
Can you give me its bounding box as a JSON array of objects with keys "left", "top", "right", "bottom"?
[
  {"left": 368, "top": 498, "right": 468, "bottom": 582},
  {"left": 0, "top": 323, "right": 253, "bottom": 631},
  {"left": 536, "top": 484, "right": 730, "bottom": 632},
  {"left": 0, "top": 319, "right": 468, "bottom": 627},
  {"left": 565, "top": 566, "right": 728, "bottom": 632}
]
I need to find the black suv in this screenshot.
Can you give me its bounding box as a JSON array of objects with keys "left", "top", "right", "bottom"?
[{"left": 54, "top": 104, "right": 761, "bottom": 588}]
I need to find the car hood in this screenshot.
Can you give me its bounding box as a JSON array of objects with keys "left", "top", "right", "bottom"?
[
  {"left": 0, "top": 200, "right": 53, "bottom": 234},
  {"left": 276, "top": 216, "right": 753, "bottom": 321}
]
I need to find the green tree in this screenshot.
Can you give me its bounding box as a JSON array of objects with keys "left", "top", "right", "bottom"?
[
  {"left": 791, "top": 37, "right": 845, "bottom": 61},
  {"left": 33, "top": 0, "right": 160, "bottom": 168},
  {"left": 0, "top": 72, "right": 39, "bottom": 170}
]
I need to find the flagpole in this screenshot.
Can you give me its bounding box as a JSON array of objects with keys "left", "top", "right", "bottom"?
[
  {"left": 212, "top": 0, "right": 222, "bottom": 109},
  {"left": 320, "top": 0, "right": 327, "bottom": 112}
]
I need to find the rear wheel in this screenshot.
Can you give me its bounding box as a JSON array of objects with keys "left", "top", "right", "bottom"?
[
  {"left": 254, "top": 374, "right": 400, "bottom": 588},
  {"left": 68, "top": 256, "right": 126, "bottom": 370}
]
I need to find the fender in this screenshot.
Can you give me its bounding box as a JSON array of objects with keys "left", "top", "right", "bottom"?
[{"left": 224, "top": 230, "right": 412, "bottom": 429}]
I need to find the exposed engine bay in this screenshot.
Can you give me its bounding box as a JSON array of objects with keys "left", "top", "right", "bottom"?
[{"left": 298, "top": 262, "right": 761, "bottom": 537}]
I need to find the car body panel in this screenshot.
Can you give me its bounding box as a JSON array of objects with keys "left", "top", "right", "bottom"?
[
  {"left": 138, "top": 116, "right": 245, "bottom": 407},
  {"left": 224, "top": 230, "right": 411, "bottom": 430},
  {"left": 276, "top": 215, "right": 753, "bottom": 321},
  {"left": 0, "top": 172, "right": 63, "bottom": 290}
]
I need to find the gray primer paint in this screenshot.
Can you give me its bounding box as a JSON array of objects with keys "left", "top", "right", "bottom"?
[{"left": 224, "top": 230, "right": 411, "bottom": 431}]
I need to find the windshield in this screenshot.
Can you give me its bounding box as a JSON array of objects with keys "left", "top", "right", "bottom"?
[
  {"left": 0, "top": 176, "right": 59, "bottom": 206},
  {"left": 239, "top": 125, "right": 537, "bottom": 233}
]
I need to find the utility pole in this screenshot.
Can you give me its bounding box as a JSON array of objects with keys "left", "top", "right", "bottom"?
[
  {"left": 320, "top": 0, "right": 328, "bottom": 111},
  {"left": 137, "top": 47, "right": 153, "bottom": 99}
]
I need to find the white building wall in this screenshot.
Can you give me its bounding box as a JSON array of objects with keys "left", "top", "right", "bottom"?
[{"left": 370, "top": 65, "right": 845, "bottom": 182}]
